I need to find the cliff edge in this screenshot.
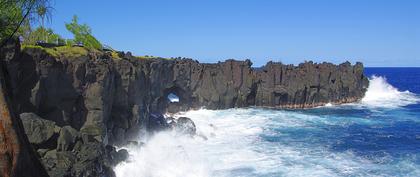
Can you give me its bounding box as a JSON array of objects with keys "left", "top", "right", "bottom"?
[{"left": 1, "top": 42, "right": 369, "bottom": 176}]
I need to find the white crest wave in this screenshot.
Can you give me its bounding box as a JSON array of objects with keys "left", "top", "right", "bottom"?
[{"left": 360, "top": 76, "right": 419, "bottom": 108}]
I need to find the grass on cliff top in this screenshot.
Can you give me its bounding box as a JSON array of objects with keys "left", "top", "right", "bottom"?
[
  {"left": 21, "top": 45, "right": 172, "bottom": 60},
  {"left": 22, "top": 45, "right": 89, "bottom": 59},
  {"left": 134, "top": 55, "right": 171, "bottom": 60}
]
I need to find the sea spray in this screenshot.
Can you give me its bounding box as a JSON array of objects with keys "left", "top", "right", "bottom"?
[
  {"left": 114, "top": 75, "right": 420, "bottom": 177},
  {"left": 361, "top": 76, "right": 420, "bottom": 108}
]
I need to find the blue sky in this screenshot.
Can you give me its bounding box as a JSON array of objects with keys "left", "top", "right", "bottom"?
[{"left": 48, "top": 0, "right": 419, "bottom": 67}]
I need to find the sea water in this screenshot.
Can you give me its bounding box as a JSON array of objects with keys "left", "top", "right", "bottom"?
[{"left": 115, "top": 68, "right": 420, "bottom": 177}]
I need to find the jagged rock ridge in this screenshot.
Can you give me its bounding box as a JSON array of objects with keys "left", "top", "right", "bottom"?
[{"left": 1, "top": 42, "right": 368, "bottom": 176}]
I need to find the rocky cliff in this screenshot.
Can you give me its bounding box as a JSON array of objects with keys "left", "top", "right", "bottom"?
[{"left": 1, "top": 42, "right": 368, "bottom": 176}]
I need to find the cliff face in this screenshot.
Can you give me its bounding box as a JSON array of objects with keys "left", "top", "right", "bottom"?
[
  {"left": 1, "top": 44, "right": 368, "bottom": 176},
  {"left": 7, "top": 46, "right": 369, "bottom": 145}
]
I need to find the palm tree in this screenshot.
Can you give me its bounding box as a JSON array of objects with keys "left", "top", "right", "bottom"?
[{"left": 35, "top": 1, "right": 53, "bottom": 42}]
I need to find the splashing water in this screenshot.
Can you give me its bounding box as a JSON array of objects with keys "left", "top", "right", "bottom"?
[
  {"left": 361, "top": 76, "right": 419, "bottom": 108},
  {"left": 115, "top": 73, "right": 420, "bottom": 177}
]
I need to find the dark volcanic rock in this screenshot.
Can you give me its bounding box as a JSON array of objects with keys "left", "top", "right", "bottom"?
[
  {"left": 175, "top": 117, "right": 196, "bottom": 136},
  {"left": 2, "top": 40, "right": 369, "bottom": 176},
  {"left": 148, "top": 113, "right": 169, "bottom": 131},
  {"left": 6, "top": 46, "right": 369, "bottom": 145}
]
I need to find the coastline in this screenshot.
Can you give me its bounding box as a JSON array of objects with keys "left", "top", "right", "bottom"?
[{"left": 0, "top": 40, "right": 369, "bottom": 176}]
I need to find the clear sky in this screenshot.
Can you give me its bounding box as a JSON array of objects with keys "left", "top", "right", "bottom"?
[{"left": 48, "top": 0, "right": 419, "bottom": 67}]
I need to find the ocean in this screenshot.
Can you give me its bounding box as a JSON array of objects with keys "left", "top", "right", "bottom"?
[{"left": 114, "top": 68, "right": 420, "bottom": 177}]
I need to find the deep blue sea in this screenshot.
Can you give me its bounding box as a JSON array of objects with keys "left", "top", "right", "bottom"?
[{"left": 115, "top": 68, "right": 420, "bottom": 177}]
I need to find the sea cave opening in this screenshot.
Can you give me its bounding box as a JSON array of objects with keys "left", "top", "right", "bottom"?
[{"left": 167, "top": 93, "right": 180, "bottom": 103}]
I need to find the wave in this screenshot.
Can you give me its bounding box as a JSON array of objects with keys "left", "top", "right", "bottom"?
[
  {"left": 114, "top": 108, "right": 420, "bottom": 177},
  {"left": 359, "top": 76, "right": 420, "bottom": 108},
  {"left": 113, "top": 76, "right": 420, "bottom": 177}
]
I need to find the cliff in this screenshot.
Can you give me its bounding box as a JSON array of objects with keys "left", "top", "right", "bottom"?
[{"left": 1, "top": 43, "right": 369, "bottom": 176}]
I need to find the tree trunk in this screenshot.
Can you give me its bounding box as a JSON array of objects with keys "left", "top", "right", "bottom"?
[{"left": 0, "top": 39, "right": 48, "bottom": 177}]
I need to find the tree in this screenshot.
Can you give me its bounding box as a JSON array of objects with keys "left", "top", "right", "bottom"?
[
  {"left": 21, "top": 26, "right": 64, "bottom": 45},
  {"left": 0, "top": 1, "right": 24, "bottom": 41},
  {"left": 0, "top": 0, "right": 53, "bottom": 48},
  {"left": 1, "top": 1, "right": 52, "bottom": 176},
  {"left": 65, "top": 15, "right": 102, "bottom": 50},
  {"left": 35, "top": 1, "right": 53, "bottom": 41}
]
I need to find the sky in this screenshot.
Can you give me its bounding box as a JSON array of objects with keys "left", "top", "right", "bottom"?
[{"left": 47, "top": 0, "right": 419, "bottom": 67}]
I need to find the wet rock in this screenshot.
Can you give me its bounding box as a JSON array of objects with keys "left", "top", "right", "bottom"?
[
  {"left": 167, "top": 117, "right": 177, "bottom": 128},
  {"left": 148, "top": 113, "right": 169, "bottom": 131},
  {"left": 116, "top": 149, "right": 129, "bottom": 162},
  {"left": 175, "top": 117, "right": 196, "bottom": 136},
  {"left": 106, "top": 145, "right": 129, "bottom": 166}
]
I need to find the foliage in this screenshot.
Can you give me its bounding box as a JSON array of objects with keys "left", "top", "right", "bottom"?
[
  {"left": 0, "top": 1, "right": 23, "bottom": 40},
  {"left": 0, "top": 0, "right": 53, "bottom": 44},
  {"left": 21, "top": 26, "right": 65, "bottom": 45},
  {"left": 22, "top": 45, "right": 88, "bottom": 59},
  {"left": 35, "top": 1, "right": 53, "bottom": 41},
  {"left": 110, "top": 51, "right": 121, "bottom": 59},
  {"left": 65, "top": 15, "right": 102, "bottom": 50}
]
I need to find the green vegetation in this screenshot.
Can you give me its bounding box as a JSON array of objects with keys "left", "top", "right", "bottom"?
[
  {"left": 21, "top": 27, "right": 65, "bottom": 45},
  {"left": 35, "top": 1, "right": 53, "bottom": 42},
  {"left": 48, "top": 46, "right": 88, "bottom": 58},
  {"left": 2, "top": 1, "right": 169, "bottom": 61},
  {"left": 110, "top": 51, "right": 122, "bottom": 59},
  {"left": 22, "top": 45, "right": 88, "bottom": 58},
  {"left": 0, "top": 1, "right": 23, "bottom": 41},
  {"left": 65, "top": 15, "right": 102, "bottom": 50},
  {"left": 0, "top": 0, "right": 53, "bottom": 46}
]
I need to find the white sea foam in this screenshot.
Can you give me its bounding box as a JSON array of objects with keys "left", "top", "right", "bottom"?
[
  {"left": 360, "top": 76, "right": 419, "bottom": 108},
  {"left": 113, "top": 76, "right": 420, "bottom": 177},
  {"left": 114, "top": 108, "right": 419, "bottom": 177},
  {"left": 325, "top": 103, "right": 333, "bottom": 107}
]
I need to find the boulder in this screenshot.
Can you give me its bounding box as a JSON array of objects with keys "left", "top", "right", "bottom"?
[
  {"left": 105, "top": 145, "right": 129, "bottom": 166},
  {"left": 175, "top": 117, "right": 196, "bottom": 136},
  {"left": 20, "top": 112, "right": 58, "bottom": 147}
]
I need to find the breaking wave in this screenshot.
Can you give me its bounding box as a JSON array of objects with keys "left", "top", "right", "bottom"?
[
  {"left": 114, "top": 108, "right": 420, "bottom": 177},
  {"left": 360, "top": 76, "right": 420, "bottom": 108},
  {"left": 114, "top": 75, "right": 420, "bottom": 177}
]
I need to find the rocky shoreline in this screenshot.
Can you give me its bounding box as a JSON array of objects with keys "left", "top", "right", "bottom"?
[{"left": 0, "top": 40, "right": 368, "bottom": 176}]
